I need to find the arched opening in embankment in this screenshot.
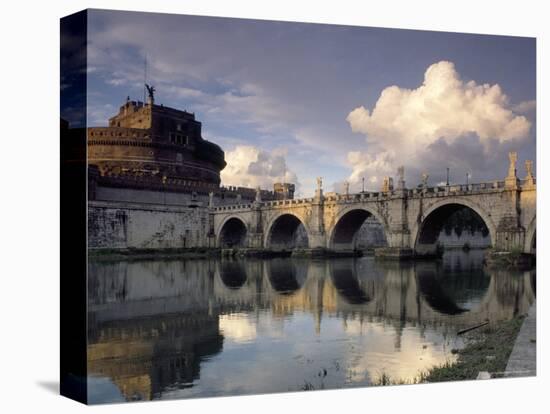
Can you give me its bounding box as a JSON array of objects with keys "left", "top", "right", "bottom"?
[
  {"left": 329, "top": 209, "right": 388, "bottom": 253},
  {"left": 219, "top": 217, "right": 248, "bottom": 248},
  {"left": 415, "top": 203, "right": 493, "bottom": 257},
  {"left": 265, "top": 214, "right": 309, "bottom": 251}
]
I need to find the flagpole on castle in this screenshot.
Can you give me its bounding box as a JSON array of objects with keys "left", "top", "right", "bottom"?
[{"left": 143, "top": 54, "right": 147, "bottom": 104}]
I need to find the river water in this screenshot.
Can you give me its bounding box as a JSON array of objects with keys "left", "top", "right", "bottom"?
[{"left": 87, "top": 250, "right": 535, "bottom": 403}]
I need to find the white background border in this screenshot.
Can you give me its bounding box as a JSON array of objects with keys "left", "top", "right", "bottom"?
[{"left": 0, "top": 0, "right": 547, "bottom": 412}]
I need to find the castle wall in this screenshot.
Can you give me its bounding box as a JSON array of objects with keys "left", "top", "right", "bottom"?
[
  {"left": 88, "top": 201, "right": 210, "bottom": 250},
  {"left": 95, "top": 186, "right": 206, "bottom": 206}
]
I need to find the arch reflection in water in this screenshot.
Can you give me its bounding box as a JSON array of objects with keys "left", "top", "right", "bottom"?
[
  {"left": 415, "top": 251, "right": 491, "bottom": 315},
  {"left": 219, "top": 260, "right": 248, "bottom": 289},
  {"left": 267, "top": 258, "right": 307, "bottom": 295},
  {"left": 329, "top": 259, "right": 371, "bottom": 304}
]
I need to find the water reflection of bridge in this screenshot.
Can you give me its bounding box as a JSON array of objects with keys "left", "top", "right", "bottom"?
[
  {"left": 87, "top": 256, "right": 535, "bottom": 401},
  {"left": 212, "top": 256, "right": 535, "bottom": 329}
]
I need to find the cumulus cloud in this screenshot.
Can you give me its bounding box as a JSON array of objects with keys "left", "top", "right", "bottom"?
[
  {"left": 513, "top": 99, "right": 536, "bottom": 114},
  {"left": 221, "top": 145, "right": 298, "bottom": 190},
  {"left": 345, "top": 61, "right": 534, "bottom": 190}
]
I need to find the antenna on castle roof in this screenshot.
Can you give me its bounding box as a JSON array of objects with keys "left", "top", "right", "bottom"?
[{"left": 143, "top": 54, "right": 147, "bottom": 104}]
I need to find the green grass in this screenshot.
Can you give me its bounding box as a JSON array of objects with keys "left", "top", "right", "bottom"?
[{"left": 372, "top": 316, "right": 525, "bottom": 386}]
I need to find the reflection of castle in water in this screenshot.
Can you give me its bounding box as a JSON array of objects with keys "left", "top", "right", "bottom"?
[{"left": 87, "top": 254, "right": 535, "bottom": 401}]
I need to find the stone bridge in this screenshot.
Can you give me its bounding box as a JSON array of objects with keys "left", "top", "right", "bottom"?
[{"left": 209, "top": 153, "right": 536, "bottom": 257}]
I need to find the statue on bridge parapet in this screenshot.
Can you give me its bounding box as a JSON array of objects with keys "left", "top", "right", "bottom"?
[
  {"left": 505, "top": 151, "right": 520, "bottom": 189},
  {"left": 508, "top": 151, "right": 518, "bottom": 177},
  {"left": 344, "top": 181, "right": 350, "bottom": 196},
  {"left": 421, "top": 172, "right": 429, "bottom": 188},
  {"left": 255, "top": 186, "right": 262, "bottom": 203},
  {"left": 382, "top": 176, "right": 394, "bottom": 193},
  {"left": 315, "top": 176, "right": 324, "bottom": 202},
  {"left": 524, "top": 159, "right": 535, "bottom": 188},
  {"left": 397, "top": 166, "right": 405, "bottom": 190}
]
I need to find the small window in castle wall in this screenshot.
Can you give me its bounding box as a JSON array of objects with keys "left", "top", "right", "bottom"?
[
  {"left": 176, "top": 153, "right": 183, "bottom": 164},
  {"left": 177, "top": 123, "right": 182, "bottom": 131}
]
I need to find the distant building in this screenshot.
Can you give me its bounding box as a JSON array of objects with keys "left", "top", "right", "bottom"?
[{"left": 273, "top": 182, "right": 295, "bottom": 199}]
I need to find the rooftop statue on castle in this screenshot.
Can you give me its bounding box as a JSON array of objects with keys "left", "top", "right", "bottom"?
[{"left": 145, "top": 83, "right": 156, "bottom": 105}]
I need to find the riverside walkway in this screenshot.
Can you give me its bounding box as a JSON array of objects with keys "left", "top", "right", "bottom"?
[{"left": 505, "top": 302, "right": 537, "bottom": 377}]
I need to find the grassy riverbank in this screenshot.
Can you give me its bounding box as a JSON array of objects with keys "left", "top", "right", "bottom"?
[{"left": 373, "top": 315, "right": 526, "bottom": 385}]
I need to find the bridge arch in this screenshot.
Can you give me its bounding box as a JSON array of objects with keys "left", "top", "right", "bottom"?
[
  {"left": 218, "top": 216, "right": 249, "bottom": 248},
  {"left": 264, "top": 213, "right": 309, "bottom": 250},
  {"left": 411, "top": 198, "right": 496, "bottom": 256},
  {"left": 328, "top": 206, "right": 389, "bottom": 251}
]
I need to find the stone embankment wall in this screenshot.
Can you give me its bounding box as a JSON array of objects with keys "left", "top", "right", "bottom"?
[{"left": 88, "top": 201, "right": 209, "bottom": 250}]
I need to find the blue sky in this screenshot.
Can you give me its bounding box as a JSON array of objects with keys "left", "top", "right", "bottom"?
[{"left": 87, "top": 9, "right": 536, "bottom": 196}]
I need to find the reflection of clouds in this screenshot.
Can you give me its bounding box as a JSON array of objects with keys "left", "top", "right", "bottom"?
[
  {"left": 219, "top": 313, "right": 257, "bottom": 344},
  {"left": 340, "top": 318, "right": 461, "bottom": 383},
  {"left": 220, "top": 312, "right": 287, "bottom": 346}
]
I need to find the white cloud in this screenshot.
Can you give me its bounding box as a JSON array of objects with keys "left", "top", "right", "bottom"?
[
  {"left": 345, "top": 61, "right": 533, "bottom": 189},
  {"left": 348, "top": 61, "right": 530, "bottom": 148},
  {"left": 513, "top": 99, "right": 536, "bottom": 114},
  {"left": 221, "top": 145, "right": 298, "bottom": 190}
]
